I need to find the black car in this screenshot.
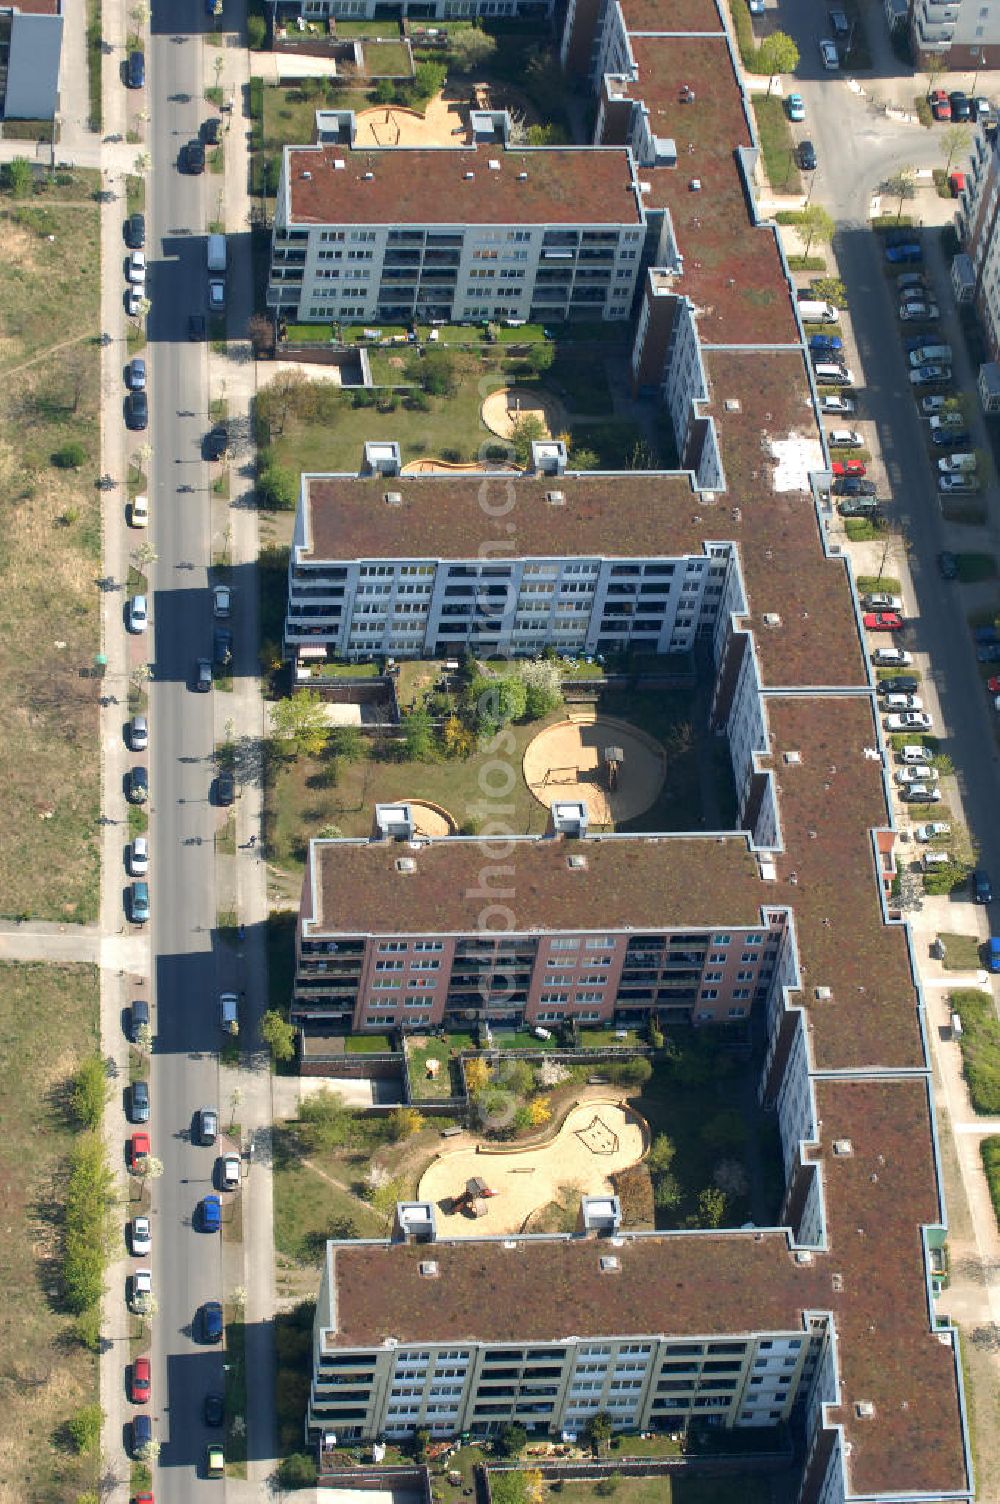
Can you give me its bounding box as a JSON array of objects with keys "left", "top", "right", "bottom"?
[
  {"left": 877, "top": 676, "right": 920, "bottom": 695},
  {"left": 938, "top": 551, "right": 959, "bottom": 579},
  {"left": 189, "top": 313, "right": 206, "bottom": 341},
  {"left": 202, "top": 117, "right": 222, "bottom": 145},
  {"left": 185, "top": 140, "right": 206, "bottom": 174},
  {"left": 127, "top": 50, "right": 145, "bottom": 88},
  {"left": 216, "top": 771, "right": 236, "bottom": 807},
  {"left": 973, "top": 869, "right": 993, "bottom": 904},
  {"left": 195, "top": 657, "right": 213, "bottom": 693},
  {"left": 833, "top": 475, "right": 877, "bottom": 496},
  {"left": 978, "top": 643, "right": 1000, "bottom": 662},
  {"left": 201, "top": 1300, "right": 224, "bottom": 1343},
  {"left": 130, "top": 1079, "right": 150, "bottom": 1123},
  {"left": 125, "top": 390, "right": 148, "bottom": 431},
  {"left": 949, "top": 90, "right": 972, "bottom": 121},
  {"left": 213, "top": 626, "right": 233, "bottom": 667},
  {"left": 972, "top": 96, "right": 992, "bottom": 122},
  {"left": 204, "top": 1393, "right": 225, "bottom": 1427},
  {"left": 129, "top": 998, "right": 150, "bottom": 1042},
  {"left": 205, "top": 424, "right": 228, "bottom": 460},
  {"left": 126, "top": 766, "right": 149, "bottom": 804},
  {"left": 124, "top": 212, "right": 145, "bottom": 249},
  {"left": 798, "top": 139, "right": 817, "bottom": 171}
]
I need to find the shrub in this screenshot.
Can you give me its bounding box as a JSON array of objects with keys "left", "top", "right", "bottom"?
[
  {"left": 71, "top": 1052, "right": 109, "bottom": 1129},
  {"left": 63, "top": 1134, "right": 114, "bottom": 1314},
  {"left": 951, "top": 990, "right": 1000, "bottom": 1114},
  {"left": 67, "top": 1403, "right": 103, "bottom": 1454},
  {"left": 982, "top": 1135, "right": 1000, "bottom": 1229},
  {"left": 594, "top": 1477, "right": 620, "bottom": 1497},
  {"left": 278, "top": 1453, "right": 318, "bottom": 1489},
  {"left": 52, "top": 442, "right": 87, "bottom": 469},
  {"left": 260, "top": 1008, "right": 296, "bottom": 1062},
  {"left": 606, "top": 1057, "right": 652, "bottom": 1087},
  {"left": 258, "top": 463, "right": 297, "bottom": 511},
  {"left": 247, "top": 12, "right": 266, "bottom": 47}
]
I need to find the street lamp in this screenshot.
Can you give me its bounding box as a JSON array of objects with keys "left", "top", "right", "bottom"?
[{"left": 971, "top": 47, "right": 983, "bottom": 98}]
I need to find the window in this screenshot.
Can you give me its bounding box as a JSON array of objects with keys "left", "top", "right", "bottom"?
[
  {"left": 551, "top": 937, "right": 580, "bottom": 950},
  {"left": 701, "top": 989, "right": 718, "bottom": 1000}
]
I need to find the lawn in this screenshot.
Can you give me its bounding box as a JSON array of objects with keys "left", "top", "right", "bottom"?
[
  {"left": 0, "top": 962, "right": 100, "bottom": 1502},
  {"left": 752, "top": 96, "right": 802, "bottom": 194},
  {"left": 538, "top": 1475, "right": 777, "bottom": 1504},
  {"left": 939, "top": 933, "right": 983, "bottom": 972},
  {"left": 362, "top": 40, "right": 412, "bottom": 75},
  {"left": 949, "top": 989, "right": 1000, "bottom": 1114},
  {"left": 406, "top": 1034, "right": 472, "bottom": 1098},
  {"left": 0, "top": 181, "right": 102, "bottom": 919},
  {"left": 982, "top": 1135, "right": 1000, "bottom": 1229}
]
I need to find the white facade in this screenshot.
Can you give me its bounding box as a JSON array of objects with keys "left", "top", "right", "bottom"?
[{"left": 302, "top": 0, "right": 550, "bottom": 17}]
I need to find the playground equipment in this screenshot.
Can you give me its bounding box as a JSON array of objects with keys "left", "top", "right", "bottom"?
[
  {"left": 455, "top": 1175, "right": 497, "bottom": 1217},
  {"left": 603, "top": 745, "right": 624, "bottom": 793},
  {"left": 575, "top": 1113, "right": 621, "bottom": 1156}
]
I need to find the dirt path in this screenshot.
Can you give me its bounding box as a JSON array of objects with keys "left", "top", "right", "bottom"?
[{"left": 0, "top": 328, "right": 91, "bottom": 380}]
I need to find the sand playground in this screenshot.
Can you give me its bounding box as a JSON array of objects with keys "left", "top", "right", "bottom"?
[{"left": 523, "top": 713, "right": 666, "bottom": 826}]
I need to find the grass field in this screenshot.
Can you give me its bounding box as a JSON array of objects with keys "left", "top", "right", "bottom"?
[
  {"left": 752, "top": 96, "right": 802, "bottom": 194},
  {"left": 0, "top": 179, "right": 102, "bottom": 919},
  {"left": 538, "top": 1475, "right": 778, "bottom": 1504},
  {"left": 0, "top": 962, "right": 100, "bottom": 1502}
]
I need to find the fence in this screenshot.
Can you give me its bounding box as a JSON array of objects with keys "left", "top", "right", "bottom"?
[
  {"left": 319, "top": 1461, "right": 432, "bottom": 1499},
  {"left": 480, "top": 1450, "right": 794, "bottom": 1494}
]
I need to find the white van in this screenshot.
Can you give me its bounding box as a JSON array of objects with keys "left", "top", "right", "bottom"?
[
  {"left": 937, "top": 453, "right": 977, "bottom": 473},
  {"left": 799, "top": 298, "right": 838, "bottom": 323},
  {"left": 922, "top": 850, "right": 951, "bottom": 869},
  {"left": 899, "top": 744, "right": 929, "bottom": 763},
  {"left": 207, "top": 232, "right": 227, "bottom": 274},
  {"left": 814, "top": 362, "right": 855, "bottom": 386}
]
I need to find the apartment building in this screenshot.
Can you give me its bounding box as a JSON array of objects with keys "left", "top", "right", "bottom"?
[
  {"left": 284, "top": 470, "right": 737, "bottom": 661},
  {"left": 294, "top": 822, "right": 790, "bottom": 1032},
  {"left": 955, "top": 128, "right": 1000, "bottom": 360},
  {"left": 310, "top": 1214, "right": 830, "bottom": 1439},
  {"left": 267, "top": 143, "right": 645, "bottom": 324},
  {"left": 910, "top": 0, "right": 1000, "bottom": 68},
  {"left": 0, "top": 0, "right": 63, "bottom": 120},
  {"left": 298, "top": 0, "right": 551, "bottom": 18}
]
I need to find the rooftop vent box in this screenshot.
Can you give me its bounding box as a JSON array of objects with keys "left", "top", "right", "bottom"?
[
  {"left": 724, "top": 398, "right": 742, "bottom": 412},
  {"left": 784, "top": 750, "right": 801, "bottom": 765},
  {"left": 547, "top": 490, "right": 566, "bottom": 506},
  {"left": 489, "top": 158, "right": 501, "bottom": 171},
  {"left": 833, "top": 1138, "right": 854, "bottom": 1157},
  {"left": 763, "top": 612, "right": 782, "bottom": 627},
  {"left": 814, "top": 986, "right": 832, "bottom": 1001},
  {"left": 503, "top": 1240, "right": 518, "bottom": 1250},
  {"left": 855, "top": 1401, "right": 875, "bottom": 1419},
  {"left": 363, "top": 171, "right": 374, "bottom": 180},
  {"left": 396, "top": 857, "right": 417, "bottom": 874},
  {"left": 302, "top": 170, "right": 312, "bottom": 180},
  {"left": 384, "top": 490, "right": 403, "bottom": 506},
  {"left": 567, "top": 854, "right": 588, "bottom": 870},
  {"left": 418, "top": 1260, "right": 439, "bottom": 1278},
  {"left": 518, "top": 171, "right": 528, "bottom": 180},
  {"left": 464, "top": 171, "right": 475, "bottom": 180},
  {"left": 334, "top": 158, "right": 345, "bottom": 170},
  {"left": 599, "top": 1255, "right": 620, "bottom": 1273},
  {"left": 795, "top": 1251, "right": 814, "bottom": 1265},
  {"left": 689, "top": 178, "right": 702, "bottom": 192},
  {"left": 758, "top": 858, "right": 777, "bottom": 881}
]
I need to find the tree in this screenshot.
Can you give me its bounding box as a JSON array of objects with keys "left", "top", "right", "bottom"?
[
  {"left": 528, "top": 1096, "right": 551, "bottom": 1126},
  {"left": 71, "top": 1053, "right": 109, "bottom": 1129},
  {"left": 369, "top": 1174, "right": 407, "bottom": 1226},
  {"left": 400, "top": 706, "right": 433, "bottom": 760},
  {"left": 247, "top": 11, "right": 266, "bottom": 47},
  {"left": 698, "top": 1185, "right": 727, "bottom": 1228},
  {"left": 520, "top": 658, "right": 563, "bottom": 719},
  {"left": 494, "top": 1422, "right": 528, "bottom": 1458},
  {"left": 257, "top": 462, "right": 297, "bottom": 511},
  {"left": 646, "top": 1133, "right": 677, "bottom": 1175},
  {"left": 701, "top": 1109, "right": 747, "bottom": 1154},
  {"left": 412, "top": 60, "right": 447, "bottom": 104},
  {"left": 525, "top": 341, "right": 555, "bottom": 375},
  {"left": 448, "top": 26, "right": 496, "bottom": 69},
  {"left": 606, "top": 1057, "right": 652, "bottom": 1087},
  {"left": 501, "top": 1058, "right": 535, "bottom": 1096},
  {"left": 584, "top": 1410, "right": 614, "bottom": 1455},
  {"left": 329, "top": 724, "right": 363, "bottom": 762},
  {"left": 509, "top": 413, "right": 546, "bottom": 466},
  {"left": 299, "top": 1089, "right": 352, "bottom": 1150},
  {"left": 653, "top": 1170, "right": 682, "bottom": 1209},
  {"left": 388, "top": 1105, "right": 424, "bottom": 1141},
  {"left": 413, "top": 346, "right": 457, "bottom": 396},
  {"left": 247, "top": 311, "right": 275, "bottom": 357},
  {"left": 270, "top": 689, "right": 328, "bottom": 757},
  {"left": 52, "top": 442, "right": 87, "bottom": 469},
  {"left": 464, "top": 1056, "right": 490, "bottom": 1094},
  {"left": 497, "top": 673, "right": 528, "bottom": 724},
  {"left": 883, "top": 167, "right": 916, "bottom": 223},
  {"left": 260, "top": 1008, "right": 296, "bottom": 1063},
  {"left": 373, "top": 77, "right": 395, "bottom": 105},
  {"left": 67, "top": 1403, "right": 103, "bottom": 1454},
  {"left": 925, "top": 50, "right": 946, "bottom": 91},
  {"left": 798, "top": 204, "right": 835, "bottom": 260},
  {"left": 943, "top": 123, "right": 973, "bottom": 172},
  {"left": 278, "top": 1453, "right": 318, "bottom": 1489},
  {"left": 569, "top": 445, "right": 600, "bottom": 471},
  {"left": 441, "top": 712, "right": 476, "bottom": 758},
  {"left": 5, "top": 156, "right": 31, "bottom": 197},
  {"left": 757, "top": 31, "right": 799, "bottom": 92}
]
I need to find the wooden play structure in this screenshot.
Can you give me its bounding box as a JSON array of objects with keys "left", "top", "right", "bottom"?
[{"left": 602, "top": 745, "right": 624, "bottom": 793}]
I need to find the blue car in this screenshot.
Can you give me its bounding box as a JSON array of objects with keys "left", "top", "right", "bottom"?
[
  {"left": 885, "top": 242, "right": 922, "bottom": 264},
  {"left": 201, "top": 1299, "right": 224, "bottom": 1342},
  {"left": 201, "top": 1194, "right": 222, "bottom": 1232},
  {"left": 809, "top": 333, "right": 843, "bottom": 354},
  {"left": 931, "top": 429, "right": 970, "bottom": 448},
  {"left": 132, "top": 1412, "right": 152, "bottom": 1457}
]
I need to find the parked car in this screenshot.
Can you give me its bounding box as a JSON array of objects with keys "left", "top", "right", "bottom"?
[
  {"left": 206, "top": 1444, "right": 225, "bottom": 1479},
  {"left": 189, "top": 313, "right": 207, "bottom": 341},
  {"left": 798, "top": 139, "right": 817, "bottom": 171},
  {"left": 124, "top": 212, "right": 145, "bottom": 249},
  {"left": 129, "top": 999, "right": 149, "bottom": 1043},
  {"left": 129, "top": 714, "right": 148, "bottom": 750},
  {"left": 130, "top": 835, "right": 149, "bottom": 876},
  {"left": 863, "top": 612, "right": 903, "bottom": 632},
  {"left": 126, "top": 50, "right": 145, "bottom": 88},
  {"left": 131, "top": 1413, "right": 152, "bottom": 1458},
  {"left": 205, "top": 424, "right": 228, "bottom": 460},
  {"left": 950, "top": 89, "right": 972, "bottom": 121},
  {"left": 872, "top": 647, "right": 913, "bottom": 667},
  {"left": 129, "top": 1269, "right": 152, "bottom": 1313},
  {"left": 201, "top": 1300, "right": 224, "bottom": 1343},
  {"left": 910, "top": 363, "right": 951, "bottom": 385},
  {"left": 220, "top": 1152, "right": 241, "bottom": 1190},
  {"left": 885, "top": 710, "right": 933, "bottom": 731},
  {"left": 898, "top": 272, "right": 928, "bottom": 294},
  {"left": 126, "top": 765, "right": 148, "bottom": 804},
  {"left": 878, "top": 676, "right": 919, "bottom": 694},
  {"left": 972, "top": 869, "right": 993, "bottom": 903},
  {"left": 886, "top": 241, "right": 923, "bottom": 263},
  {"left": 929, "top": 88, "right": 951, "bottom": 120},
  {"left": 130, "top": 1215, "right": 151, "bottom": 1256},
  {"left": 125, "top": 286, "right": 144, "bottom": 318},
  {"left": 819, "top": 38, "right": 839, "bottom": 68},
  {"left": 900, "top": 301, "right": 939, "bottom": 320},
  {"left": 127, "top": 594, "right": 148, "bottom": 633},
  {"left": 786, "top": 92, "right": 805, "bottom": 121},
  {"left": 882, "top": 693, "right": 922, "bottom": 710},
  {"left": 184, "top": 140, "right": 206, "bottom": 174},
  {"left": 915, "top": 821, "right": 951, "bottom": 842},
  {"left": 209, "top": 279, "right": 226, "bottom": 312},
  {"left": 821, "top": 393, "right": 855, "bottom": 414},
  {"left": 131, "top": 1356, "right": 151, "bottom": 1405},
  {"left": 198, "top": 1107, "right": 219, "bottom": 1145},
  {"left": 829, "top": 428, "right": 863, "bottom": 448},
  {"left": 213, "top": 626, "right": 233, "bottom": 666},
  {"left": 834, "top": 476, "right": 877, "bottom": 496},
  {"left": 129, "top": 881, "right": 150, "bottom": 925},
  {"left": 195, "top": 657, "right": 213, "bottom": 692},
  {"left": 929, "top": 411, "right": 965, "bottom": 430},
  {"left": 200, "top": 1194, "right": 222, "bottom": 1232},
  {"left": 896, "top": 765, "right": 937, "bottom": 784},
  {"left": 204, "top": 1392, "right": 225, "bottom": 1427},
  {"left": 939, "top": 473, "right": 980, "bottom": 494},
  {"left": 837, "top": 498, "right": 881, "bottom": 518},
  {"left": 810, "top": 333, "right": 843, "bottom": 354},
  {"left": 921, "top": 395, "right": 952, "bottom": 414},
  {"left": 938, "top": 551, "right": 959, "bottom": 579},
  {"left": 125, "top": 391, "right": 148, "bottom": 431},
  {"left": 901, "top": 783, "right": 942, "bottom": 803},
  {"left": 832, "top": 459, "right": 866, "bottom": 477},
  {"left": 931, "top": 427, "right": 971, "bottom": 447},
  {"left": 130, "top": 492, "right": 149, "bottom": 528},
  {"left": 127, "top": 251, "right": 146, "bottom": 284},
  {"left": 978, "top": 643, "right": 1000, "bottom": 662},
  {"left": 213, "top": 584, "right": 231, "bottom": 618},
  {"left": 216, "top": 770, "right": 236, "bottom": 806},
  {"left": 127, "top": 357, "right": 146, "bottom": 391},
  {"left": 202, "top": 116, "right": 222, "bottom": 145},
  {"left": 130, "top": 1078, "right": 150, "bottom": 1123},
  {"left": 862, "top": 592, "right": 903, "bottom": 611}
]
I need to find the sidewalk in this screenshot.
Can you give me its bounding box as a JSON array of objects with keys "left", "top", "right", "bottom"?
[{"left": 209, "top": 30, "right": 279, "bottom": 1492}]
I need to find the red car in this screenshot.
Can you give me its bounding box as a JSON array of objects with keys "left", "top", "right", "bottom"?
[
  {"left": 863, "top": 612, "right": 903, "bottom": 632},
  {"left": 832, "top": 459, "right": 867, "bottom": 477},
  {"left": 988, "top": 676, "right": 1000, "bottom": 694},
  {"left": 929, "top": 89, "right": 951, "bottom": 120},
  {"left": 133, "top": 1495, "right": 153, "bottom": 1504},
  {"left": 131, "top": 1356, "right": 151, "bottom": 1404},
  {"left": 129, "top": 1132, "right": 150, "bottom": 1170}
]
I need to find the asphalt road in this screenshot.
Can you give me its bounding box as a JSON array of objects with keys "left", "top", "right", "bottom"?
[{"left": 145, "top": 4, "right": 226, "bottom": 1496}]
